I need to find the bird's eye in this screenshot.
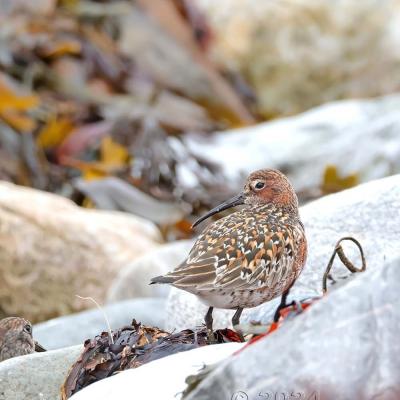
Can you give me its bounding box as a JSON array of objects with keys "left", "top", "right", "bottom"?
[
  {"left": 23, "top": 324, "right": 32, "bottom": 335},
  {"left": 254, "top": 181, "right": 265, "bottom": 190}
]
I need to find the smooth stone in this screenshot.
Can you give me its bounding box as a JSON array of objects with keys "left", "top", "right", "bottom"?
[
  {"left": 165, "top": 174, "right": 400, "bottom": 330},
  {"left": 0, "top": 181, "right": 161, "bottom": 323},
  {"left": 186, "top": 258, "right": 400, "bottom": 400},
  {"left": 107, "top": 240, "right": 194, "bottom": 303},
  {"left": 69, "top": 343, "right": 244, "bottom": 400},
  {"left": 0, "top": 345, "right": 82, "bottom": 400},
  {"left": 34, "top": 298, "right": 167, "bottom": 351}
]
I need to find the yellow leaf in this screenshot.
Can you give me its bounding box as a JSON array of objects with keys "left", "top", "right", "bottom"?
[
  {"left": 81, "top": 197, "right": 95, "bottom": 208},
  {"left": 37, "top": 117, "right": 74, "bottom": 148},
  {"left": 41, "top": 40, "right": 82, "bottom": 58},
  {"left": 0, "top": 110, "right": 36, "bottom": 132},
  {"left": 59, "top": 136, "right": 129, "bottom": 181},
  {"left": 322, "top": 165, "right": 359, "bottom": 194},
  {"left": 61, "top": 157, "right": 122, "bottom": 180},
  {"left": 0, "top": 79, "right": 39, "bottom": 132},
  {"left": 0, "top": 81, "right": 39, "bottom": 112},
  {"left": 82, "top": 167, "right": 108, "bottom": 181},
  {"left": 59, "top": 0, "right": 79, "bottom": 8},
  {"left": 100, "top": 136, "right": 129, "bottom": 166}
]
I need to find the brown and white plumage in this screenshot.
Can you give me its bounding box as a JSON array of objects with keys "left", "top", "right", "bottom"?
[
  {"left": 151, "top": 169, "right": 307, "bottom": 330},
  {"left": 158, "top": 205, "right": 305, "bottom": 308},
  {"left": 0, "top": 317, "right": 45, "bottom": 362}
]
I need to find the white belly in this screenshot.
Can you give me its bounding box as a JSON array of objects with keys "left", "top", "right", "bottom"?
[{"left": 194, "top": 285, "right": 285, "bottom": 309}]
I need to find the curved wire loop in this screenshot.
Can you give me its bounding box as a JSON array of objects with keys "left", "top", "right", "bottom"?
[{"left": 322, "top": 236, "right": 366, "bottom": 294}]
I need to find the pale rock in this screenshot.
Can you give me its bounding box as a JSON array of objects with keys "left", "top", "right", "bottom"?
[
  {"left": 107, "top": 240, "right": 194, "bottom": 302},
  {"left": 0, "top": 182, "right": 161, "bottom": 323},
  {"left": 183, "top": 94, "right": 400, "bottom": 195},
  {"left": 0, "top": 345, "right": 82, "bottom": 400}
]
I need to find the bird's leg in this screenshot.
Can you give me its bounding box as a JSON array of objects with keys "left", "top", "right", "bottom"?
[
  {"left": 273, "top": 284, "right": 294, "bottom": 323},
  {"left": 205, "top": 306, "right": 214, "bottom": 331},
  {"left": 232, "top": 307, "right": 245, "bottom": 342},
  {"left": 205, "top": 307, "right": 216, "bottom": 343},
  {"left": 232, "top": 307, "right": 243, "bottom": 327}
]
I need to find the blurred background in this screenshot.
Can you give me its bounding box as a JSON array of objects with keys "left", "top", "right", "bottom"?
[{"left": 1, "top": 0, "right": 400, "bottom": 323}]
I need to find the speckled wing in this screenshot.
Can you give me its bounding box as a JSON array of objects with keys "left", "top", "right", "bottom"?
[{"left": 157, "top": 210, "right": 304, "bottom": 292}]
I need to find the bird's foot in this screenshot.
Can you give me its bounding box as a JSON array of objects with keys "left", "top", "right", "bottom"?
[
  {"left": 273, "top": 299, "right": 309, "bottom": 323},
  {"left": 273, "top": 299, "right": 295, "bottom": 323},
  {"left": 206, "top": 329, "right": 217, "bottom": 344},
  {"left": 234, "top": 329, "right": 245, "bottom": 342},
  {"left": 231, "top": 323, "right": 246, "bottom": 342}
]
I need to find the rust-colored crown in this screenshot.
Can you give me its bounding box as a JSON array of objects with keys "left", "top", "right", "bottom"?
[
  {"left": 243, "top": 169, "right": 298, "bottom": 211},
  {"left": 0, "top": 317, "right": 31, "bottom": 336}
]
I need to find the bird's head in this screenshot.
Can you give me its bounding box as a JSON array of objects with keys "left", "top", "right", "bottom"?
[
  {"left": 0, "top": 317, "right": 35, "bottom": 359},
  {"left": 192, "top": 169, "right": 298, "bottom": 228},
  {"left": 243, "top": 169, "right": 298, "bottom": 207}
]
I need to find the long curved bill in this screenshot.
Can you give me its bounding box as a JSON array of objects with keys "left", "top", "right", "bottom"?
[{"left": 192, "top": 192, "right": 245, "bottom": 228}]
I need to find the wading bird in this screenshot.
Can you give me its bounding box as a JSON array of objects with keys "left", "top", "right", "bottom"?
[{"left": 151, "top": 169, "right": 307, "bottom": 335}]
